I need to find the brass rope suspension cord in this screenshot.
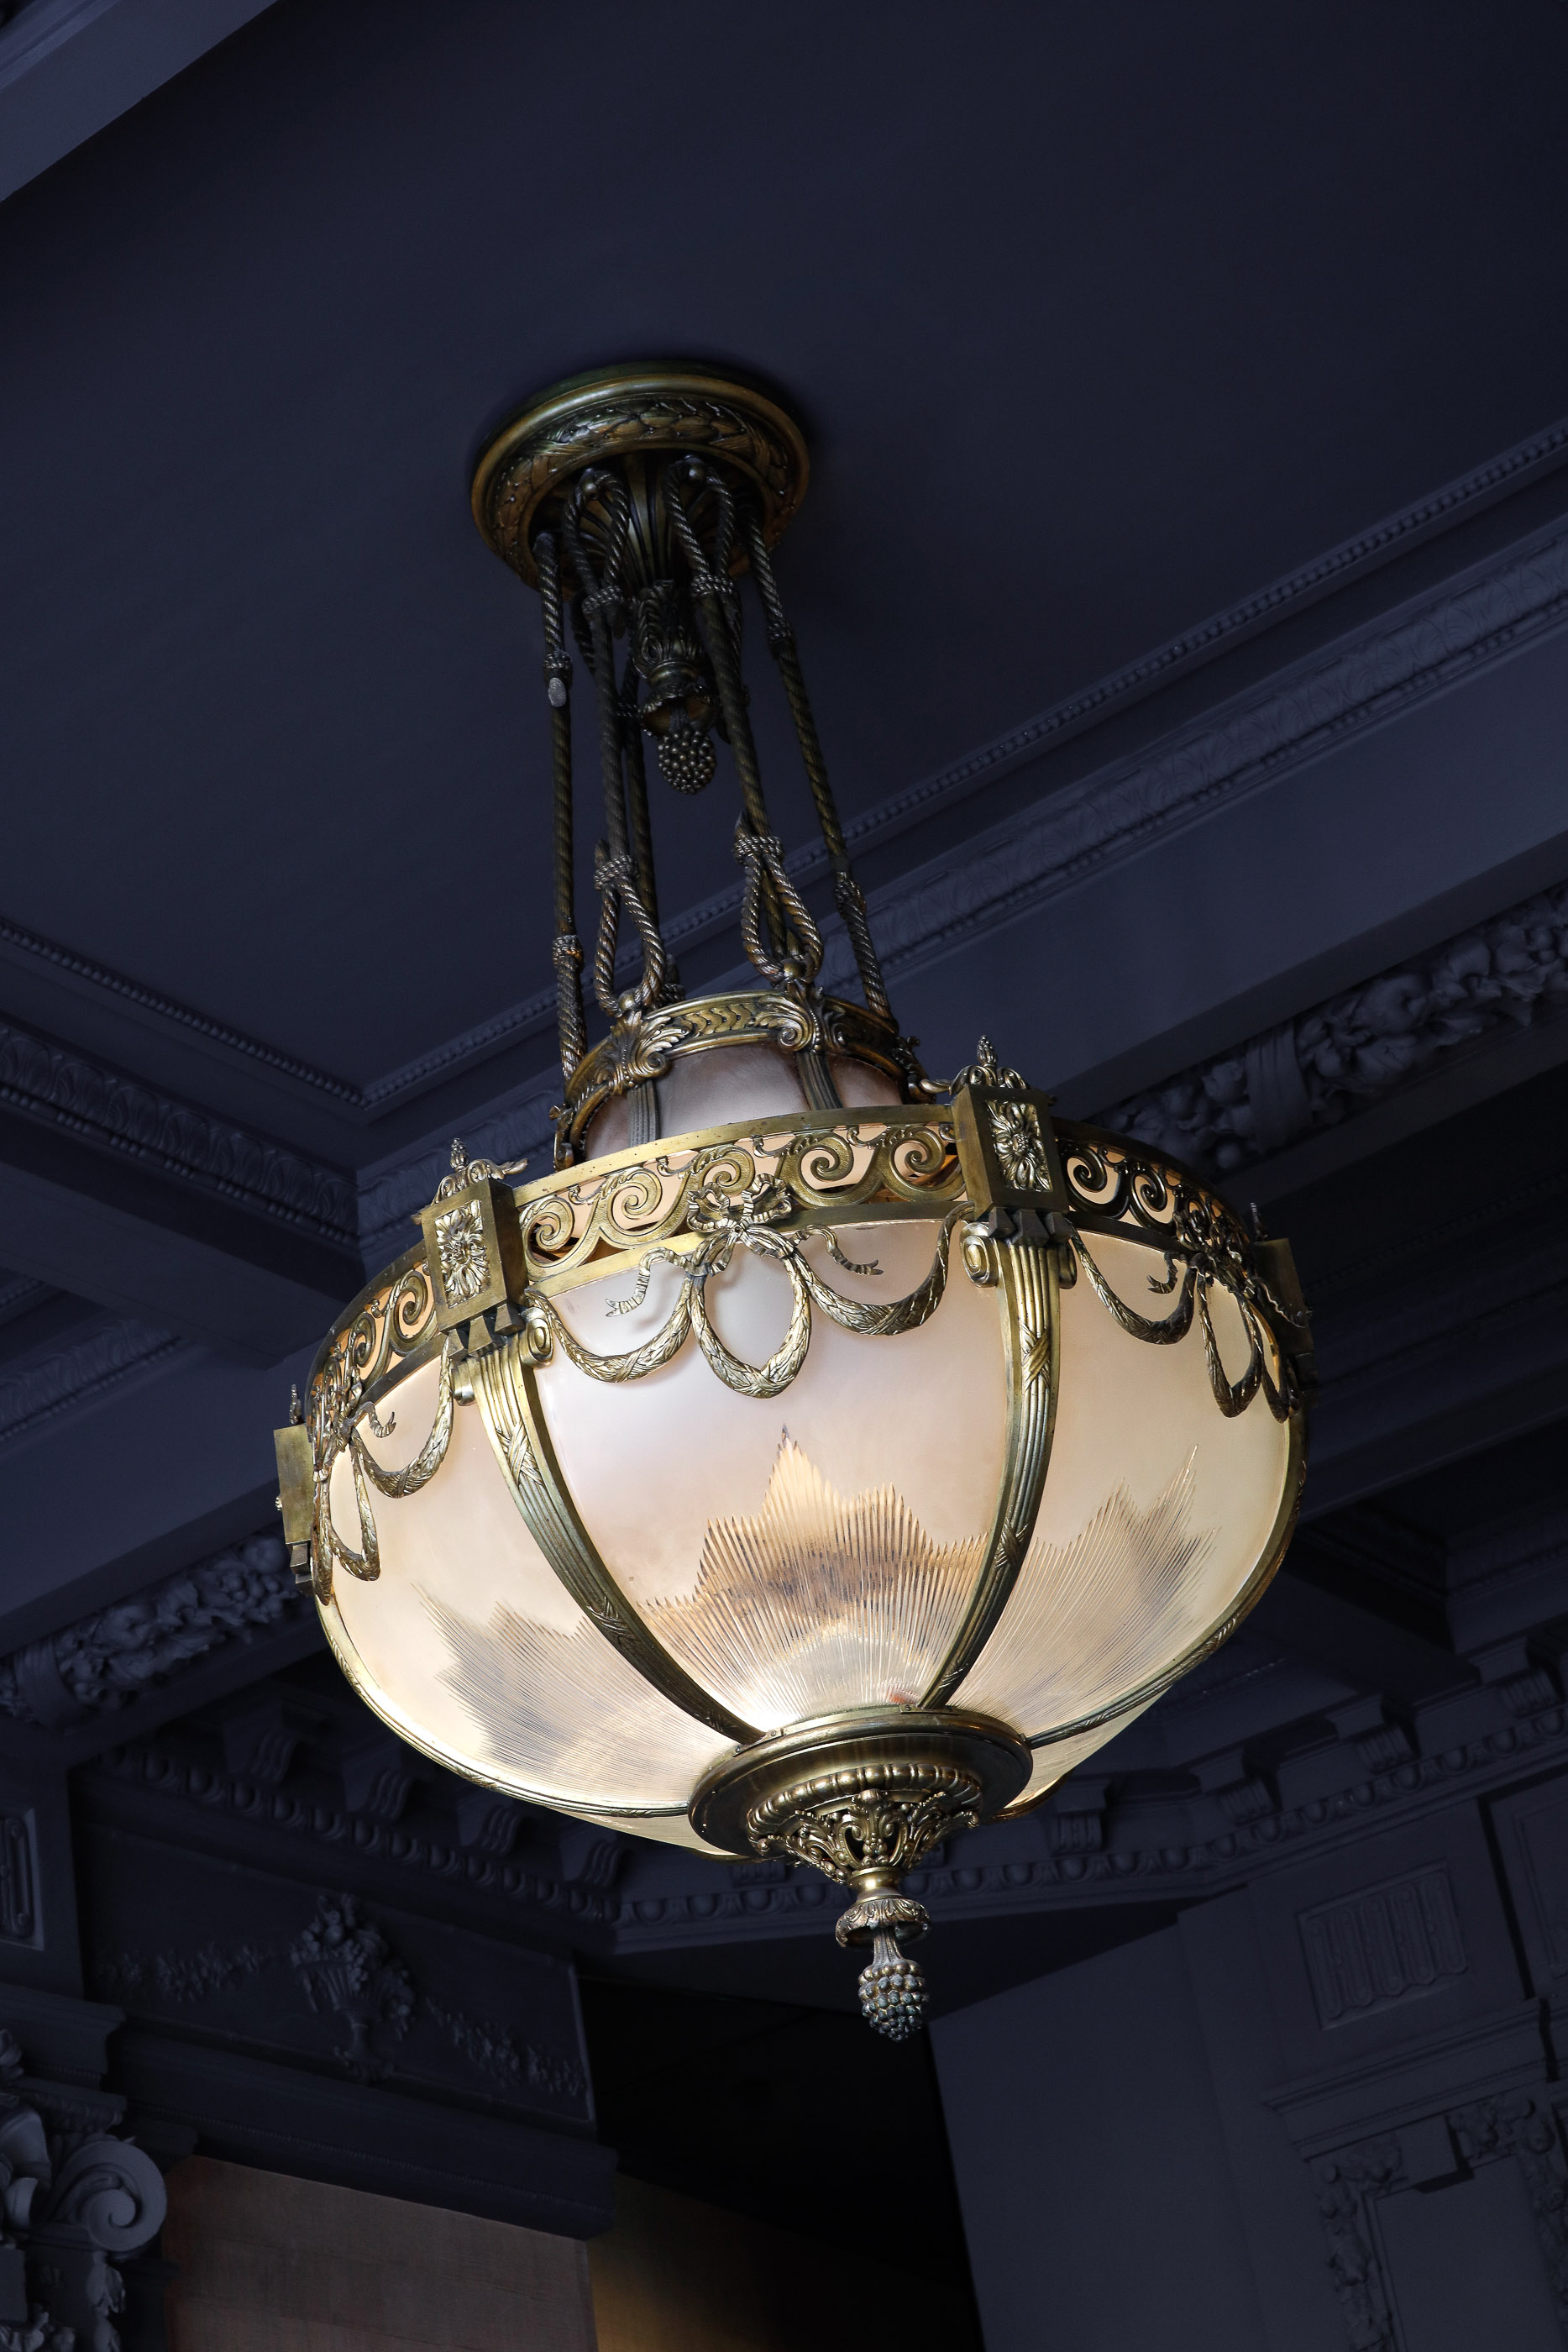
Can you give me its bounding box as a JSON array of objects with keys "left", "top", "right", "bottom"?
[
  {"left": 738, "top": 498, "right": 892, "bottom": 1022},
  {"left": 663, "top": 457, "right": 792, "bottom": 965},
  {"left": 562, "top": 470, "right": 668, "bottom": 1021},
  {"left": 533, "top": 528, "right": 588, "bottom": 1086},
  {"left": 618, "top": 643, "right": 682, "bottom": 1003}
]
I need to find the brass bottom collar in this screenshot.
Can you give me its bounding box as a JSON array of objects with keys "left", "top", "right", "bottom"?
[{"left": 690, "top": 1708, "right": 1030, "bottom": 1882}]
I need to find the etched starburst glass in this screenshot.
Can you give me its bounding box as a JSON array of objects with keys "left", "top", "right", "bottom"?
[{"left": 323, "top": 1204, "right": 1294, "bottom": 1853}]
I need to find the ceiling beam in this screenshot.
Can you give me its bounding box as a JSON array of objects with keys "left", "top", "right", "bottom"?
[
  {"left": 0, "top": 0, "right": 281, "bottom": 207},
  {"left": 0, "top": 1017, "right": 358, "bottom": 1360},
  {"left": 1251, "top": 1572, "right": 1475, "bottom": 1706},
  {"left": 1303, "top": 1227, "right": 1568, "bottom": 1517}
]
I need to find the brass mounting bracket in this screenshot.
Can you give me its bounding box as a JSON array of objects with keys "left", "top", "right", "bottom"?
[{"left": 470, "top": 362, "right": 810, "bottom": 586}]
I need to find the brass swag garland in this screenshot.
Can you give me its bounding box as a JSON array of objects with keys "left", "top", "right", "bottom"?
[{"left": 276, "top": 365, "right": 1314, "bottom": 2040}]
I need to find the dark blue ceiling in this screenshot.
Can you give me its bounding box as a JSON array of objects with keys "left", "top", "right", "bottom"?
[
  {"left": 1, "top": 20, "right": 1567, "bottom": 2292},
  {"left": 3, "top": 0, "right": 1568, "bottom": 1094}
]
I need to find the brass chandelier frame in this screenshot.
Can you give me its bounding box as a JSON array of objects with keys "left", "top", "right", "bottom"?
[{"left": 277, "top": 365, "right": 1314, "bottom": 2037}]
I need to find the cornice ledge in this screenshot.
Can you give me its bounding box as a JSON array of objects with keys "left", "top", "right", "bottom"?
[
  {"left": 76, "top": 1680, "right": 1568, "bottom": 1948},
  {"left": 1452, "top": 1503, "right": 1568, "bottom": 1595},
  {"left": 0, "top": 1315, "right": 187, "bottom": 1455},
  {"left": 611, "top": 1683, "right": 1568, "bottom": 1946},
  {"left": 0, "top": 1525, "right": 300, "bottom": 1728},
  {"left": 8, "top": 417, "right": 1568, "bottom": 1131},
  {"left": 0, "top": 1008, "right": 356, "bottom": 1245},
  {"left": 1101, "top": 876, "right": 1568, "bottom": 1180},
  {"left": 88, "top": 1740, "right": 619, "bottom": 1928},
  {"left": 358, "top": 861, "right": 1568, "bottom": 1273},
  {"left": 822, "top": 510, "right": 1568, "bottom": 998}
]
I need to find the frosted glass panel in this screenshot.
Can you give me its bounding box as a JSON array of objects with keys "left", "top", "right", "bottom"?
[
  {"left": 324, "top": 1356, "right": 732, "bottom": 1812},
  {"left": 535, "top": 1216, "right": 1006, "bottom": 1730},
  {"left": 642, "top": 1434, "right": 987, "bottom": 1725},
  {"left": 957, "top": 1236, "right": 1291, "bottom": 1739},
  {"left": 1004, "top": 1701, "right": 1158, "bottom": 1811}
]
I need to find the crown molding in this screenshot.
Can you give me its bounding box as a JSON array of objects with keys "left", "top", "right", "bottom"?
[
  {"left": 831, "top": 509, "right": 1568, "bottom": 1005},
  {"left": 2, "top": 428, "right": 1564, "bottom": 1333},
  {"left": 8, "top": 418, "right": 1568, "bottom": 1152},
  {"left": 0, "top": 1315, "right": 186, "bottom": 1456},
  {"left": 0, "top": 1007, "right": 355, "bottom": 1246},
  {"left": 0, "top": 0, "right": 281, "bottom": 204}
]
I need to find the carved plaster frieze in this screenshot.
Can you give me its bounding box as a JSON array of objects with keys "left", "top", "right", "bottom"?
[
  {"left": 95, "top": 1891, "right": 587, "bottom": 2103},
  {"left": 1313, "top": 2093, "right": 1568, "bottom": 2352},
  {"left": 1104, "top": 877, "right": 1568, "bottom": 1174},
  {"left": 0, "top": 1531, "right": 302, "bottom": 1730}
]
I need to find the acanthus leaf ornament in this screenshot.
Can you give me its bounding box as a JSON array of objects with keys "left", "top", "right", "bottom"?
[{"left": 288, "top": 365, "right": 1311, "bottom": 2038}]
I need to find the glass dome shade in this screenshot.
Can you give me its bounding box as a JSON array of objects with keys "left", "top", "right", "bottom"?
[
  {"left": 276, "top": 363, "right": 1313, "bottom": 2038},
  {"left": 289, "top": 1068, "right": 1307, "bottom": 1969}
]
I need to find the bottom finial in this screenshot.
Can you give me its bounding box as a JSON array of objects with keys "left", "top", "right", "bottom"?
[
  {"left": 836, "top": 1890, "right": 932, "bottom": 2039},
  {"left": 858, "top": 1931, "right": 929, "bottom": 2040}
]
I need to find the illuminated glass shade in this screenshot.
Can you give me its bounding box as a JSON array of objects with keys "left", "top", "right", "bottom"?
[
  {"left": 306, "top": 1084, "right": 1304, "bottom": 1858},
  {"left": 277, "top": 363, "right": 1314, "bottom": 2041}
]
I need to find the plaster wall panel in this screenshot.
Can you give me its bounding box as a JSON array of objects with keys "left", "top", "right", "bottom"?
[
  {"left": 1488, "top": 1771, "right": 1568, "bottom": 1998},
  {"left": 1246, "top": 1805, "right": 1522, "bottom": 2087},
  {"left": 1375, "top": 2163, "right": 1563, "bottom": 2352},
  {"left": 1177, "top": 1893, "right": 1344, "bottom": 2352},
  {"left": 161, "top": 2155, "right": 597, "bottom": 2352},
  {"left": 932, "top": 1925, "right": 1265, "bottom": 2352},
  {"left": 81, "top": 1825, "right": 592, "bottom": 2134}
]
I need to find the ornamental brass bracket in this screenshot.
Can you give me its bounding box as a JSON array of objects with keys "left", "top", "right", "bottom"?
[
  {"left": 417, "top": 1175, "right": 528, "bottom": 1337},
  {"left": 272, "top": 1420, "right": 315, "bottom": 1588},
  {"left": 1251, "top": 1232, "right": 1318, "bottom": 1400},
  {"left": 952, "top": 1079, "right": 1066, "bottom": 1218}
]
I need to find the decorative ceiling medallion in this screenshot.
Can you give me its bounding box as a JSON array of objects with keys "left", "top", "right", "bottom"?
[{"left": 470, "top": 364, "right": 810, "bottom": 586}]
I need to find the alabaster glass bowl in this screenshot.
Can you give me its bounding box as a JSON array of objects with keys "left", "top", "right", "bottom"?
[{"left": 304, "top": 1035, "right": 1304, "bottom": 1853}]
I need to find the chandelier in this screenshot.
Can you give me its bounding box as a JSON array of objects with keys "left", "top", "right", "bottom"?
[{"left": 275, "top": 366, "right": 1312, "bottom": 2039}]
